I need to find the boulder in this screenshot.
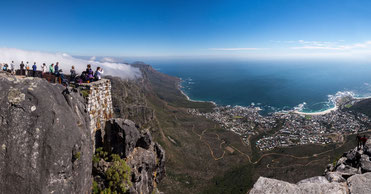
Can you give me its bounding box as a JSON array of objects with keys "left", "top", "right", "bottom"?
[
  {"left": 347, "top": 172, "right": 371, "bottom": 194},
  {"left": 104, "top": 118, "right": 140, "bottom": 157},
  {"left": 361, "top": 160, "right": 371, "bottom": 173},
  {"left": 250, "top": 177, "right": 300, "bottom": 194},
  {"left": 136, "top": 129, "right": 153, "bottom": 149},
  {"left": 325, "top": 172, "right": 346, "bottom": 183},
  {"left": 336, "top": 164, "right": 359, "bottom": 178},
  {"left": 297, "top": 176, "right": 329, "bottom": 184},
  {"left": 336, "top": 157, "right": 347, "bottom": 167},
  {"left": 298, "top": 182, "right": 348, "bottom": 194},
  {"left": 0, "top": 73, "right": 92, "bottom": 194},
  {"left": 250, "top": 177, "right": 348, "bottom": 194}
]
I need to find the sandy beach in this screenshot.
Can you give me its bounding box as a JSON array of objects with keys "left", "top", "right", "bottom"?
[{"left": 293, "top": 106, "right": 338, "bottom": 116}]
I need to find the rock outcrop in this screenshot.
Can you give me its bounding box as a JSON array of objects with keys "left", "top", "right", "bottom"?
[
  {"left": 93, "top": 118, "right": 165, "bottom": 194},
  {"left": 0, "top": 72, "right": 92, "bottom": 194},
  {"left": 250, "top": 139, "right": 371, "bottom": 194}
]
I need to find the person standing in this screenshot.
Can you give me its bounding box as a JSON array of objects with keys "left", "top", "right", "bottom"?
[
  {"left": 25, "top": 62, "right": 30, "bottom": 76},
  {"left": 32, "top": 62, "right": 37, "bottom": 77},
  {"left": 41, "top": 63, "right": 47, "bottom": 77},
  {"left": 10, "top": 61, "right": 15, "bottom": 75},
  {"left": 49, "top": 63, "right": 54, "bottom": 74},
  {"left": 54, "top": 62, "right": 59, "bottom": 76},
  {"left": 20, "top": 61, "right": 25, "bottom": 75}
]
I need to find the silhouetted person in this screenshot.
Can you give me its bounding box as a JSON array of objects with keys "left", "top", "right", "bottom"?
[
  {"left": 20, "top": 61, "right": 25, "bottom": 75},
  {"left": 70, "top": 66, "right": 76, "bottom": 82},
  {"left": 54, "top": 62, "right": 59, "bottom": 76}
]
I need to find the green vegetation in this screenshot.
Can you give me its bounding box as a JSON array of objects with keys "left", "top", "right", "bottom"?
[
  {"left": 93, "top": 148, "right": 132, "bottom": 194},
  {"left": 73, "top": 152, "right": 81, "bottom": 162},
  {"left": 80, "top": 89, "right": 90, "bottom": 98},
  {"left": 305, "top": 115, "right": 312, "bottom": 120},
  {"left": 105, "top": 154, "right": 132, "bottom": 193},
  {"left": 93, "top": 147, "right": 109, "bottom": 165},
  {"left": 344, "top": 104, "right": 352, "bottom": 108},
  {"left": 92, "top": 181, "right": 100, "bottom": 194},
  {"left": 233, "top": 115, "right": 244, "bottom": 119}
]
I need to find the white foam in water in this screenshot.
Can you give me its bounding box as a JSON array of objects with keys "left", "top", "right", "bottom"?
[{"left": 293, "top": 91, "right": 359, "bottom": 115}]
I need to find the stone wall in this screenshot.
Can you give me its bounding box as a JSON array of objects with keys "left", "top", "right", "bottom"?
[{"left": 79, "top": 79, "right": 114, "bottom": 136}]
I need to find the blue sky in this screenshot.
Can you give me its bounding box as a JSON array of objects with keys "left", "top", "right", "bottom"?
[{"left": 1, "top": 0, "right": 371, "bottom": 60}]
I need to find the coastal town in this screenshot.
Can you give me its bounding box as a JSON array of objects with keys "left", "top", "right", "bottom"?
[{"left": 188, "top": 99, "right": 371, "bottom": 151}]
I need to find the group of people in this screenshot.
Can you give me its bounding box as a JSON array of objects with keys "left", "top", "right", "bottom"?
[
  {"left": 71, "top": 64, "right": 104, "bottom": 83},
  {"left": 0, "top": 61, "right": 104, "bottom": 84},
  {"left": 0, "top": 62, "right": 15, "bottom": 73}
]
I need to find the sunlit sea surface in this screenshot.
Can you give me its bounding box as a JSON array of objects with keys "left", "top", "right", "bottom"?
[{"left": 151, "top": 60, "right": 371, "bottom": 115}]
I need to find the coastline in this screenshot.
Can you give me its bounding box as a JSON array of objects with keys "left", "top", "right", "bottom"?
[
  {"left": 177, "top": 78, "right": 371, "bottom": 116},
  {"left": 293, "top": 106, "right": 338, "bottom": 116},
  {"left": 177, "top": 80, "right": 217, "bottom": 106}
]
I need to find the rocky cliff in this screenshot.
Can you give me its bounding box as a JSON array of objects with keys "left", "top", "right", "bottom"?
[
  {"left": 0, "top": 71, "right": 165, "bottom": 194},
  {"left": 250, "top": 139, "right": 371, "bottom": 194},
  {"left": 93, "top": 119, "right": 165, "bottom": 193},
  {"left": 0, "top": 72, "right": 92, "bottom": 194}
]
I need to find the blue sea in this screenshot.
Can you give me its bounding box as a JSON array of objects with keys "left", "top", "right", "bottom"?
[{"left": 151, "top": 60, "right": 371, "bottom": 115}]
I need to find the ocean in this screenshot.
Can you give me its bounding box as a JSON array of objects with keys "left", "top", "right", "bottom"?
[{"left": 151, "top": 60, "right": 371, "bottom": 115}]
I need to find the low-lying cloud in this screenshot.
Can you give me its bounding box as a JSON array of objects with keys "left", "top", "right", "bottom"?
[{"left": 0, "top": 48, "right": 141, "bottom": 79}]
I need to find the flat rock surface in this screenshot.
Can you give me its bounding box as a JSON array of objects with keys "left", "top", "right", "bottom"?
[{"left": 250, "top": 177, "right": 348, "bottom": 194}]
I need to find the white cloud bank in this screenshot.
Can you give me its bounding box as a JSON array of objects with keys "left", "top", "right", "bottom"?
[
  {"left": 209, "top": 48, "right": 264, "bottom": 51},
  {"left": 0, "top": 48, "right": 141, "bottom": 79}
]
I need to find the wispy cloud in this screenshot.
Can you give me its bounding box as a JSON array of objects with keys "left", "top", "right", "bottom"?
[
  {"left": 209, "top": 48, "right": 265, "bottom": 51},
  {"left": 290, "top": 40, "right": 371, "bottom": 50}
]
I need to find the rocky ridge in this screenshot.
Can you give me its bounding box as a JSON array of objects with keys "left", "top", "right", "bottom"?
[
  {"left": 0, "top": 71, "right": 165, "bottom": 194},
  {"left": 250, "top": 139, "right": 371, "bottom": 194}
]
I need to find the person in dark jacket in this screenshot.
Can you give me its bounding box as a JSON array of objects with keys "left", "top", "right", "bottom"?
[
  {"left": 20, "top": 61, "right": 25, "bottom": 75},
  {"left": 54, "top": 62, "right": 59, "bottom": 76}
]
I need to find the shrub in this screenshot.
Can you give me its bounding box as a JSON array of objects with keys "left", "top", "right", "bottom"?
[
  {"left": 105, "top": 154, "right": 132, "bottom": 193},
  {"left": 93, "top": 148, "right": 132, "bottom": 194},
  {"left": 93, "top": 147, "right": 109, "bottom": 165}
]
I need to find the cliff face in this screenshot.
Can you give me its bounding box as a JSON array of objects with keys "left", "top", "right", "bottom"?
[
  {"left": 93, "top": 119, "right": 165, "bottom": 193},
  {"left": 108, "top": 76, "right": 156, "bottom": 129},
  {"left": 0, "top": 72, "right": 92, "bottom": 194},
  {"left": 250, "top": 139, "right": 371, "bottom": 194}
]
